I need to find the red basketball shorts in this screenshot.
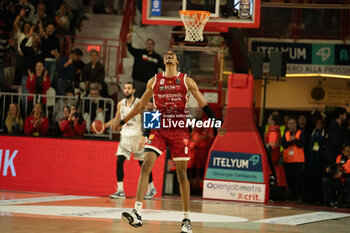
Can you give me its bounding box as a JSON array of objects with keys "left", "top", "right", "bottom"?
[{"left": 144, "top": 128, "right": 190, "bottom": 161}]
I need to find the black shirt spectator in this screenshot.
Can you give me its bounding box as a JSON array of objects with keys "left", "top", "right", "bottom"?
[
  {"left": 126, "top": 33, "right": 164, "bottom": 98},
  {"left": 325, "top": 107, "right": 349, "bottom": 165},
  {"left": 20, "top": 33, "right": 44, "bottom": 75},
  {"left": 82, "top": 49, "right": 108, "bottom": 97}
]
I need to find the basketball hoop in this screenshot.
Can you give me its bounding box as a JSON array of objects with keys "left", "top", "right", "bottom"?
[{"left": 179, "top": 10, "right": 211, "bottom": 42}]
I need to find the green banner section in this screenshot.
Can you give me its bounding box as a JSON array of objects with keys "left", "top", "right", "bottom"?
[
  {"left": 206, "top": 168, "right": 264, "bottom": 183},
  {"left": 312, "top": 44, "right": 335, "bottom": 65}
]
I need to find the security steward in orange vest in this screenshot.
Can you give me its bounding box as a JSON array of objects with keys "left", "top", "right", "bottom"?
[
  {"left": 322, "top": 143, "right": 350, "bottom": 208},
  {"left": 281, "top": 117, "right": 306, "bottom": 202}
]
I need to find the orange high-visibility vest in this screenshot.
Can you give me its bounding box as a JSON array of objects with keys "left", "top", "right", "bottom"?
[
  {"left": 336, "top": 154, "right": 350, "bottom": 174},
  {"left": 283, "top": 130, "right": 305, "bottom": 163}
]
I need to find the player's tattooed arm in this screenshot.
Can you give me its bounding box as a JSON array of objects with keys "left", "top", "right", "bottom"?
[
  {"left": 118, "top": 78, "right": 155, "bottom": 127},
  {"left": 105, "top": 101, "right": 122, "bottom": 128}
]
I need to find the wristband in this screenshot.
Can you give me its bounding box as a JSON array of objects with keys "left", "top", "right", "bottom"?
[
  {"left": 202, "top": 105, "right": 216, "bottom": 119},
  {"left": 120, "top": 119, "right": 126, "bottom": 126},
  {"left": 202, "top": 105, "right": 218, "bottom": 136}
]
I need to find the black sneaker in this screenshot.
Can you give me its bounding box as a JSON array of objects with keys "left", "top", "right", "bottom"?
[
  {"left": 181, "top": 218, "right": 192, "bottom": 233},
  {"left": 121, "top": 209, "right": 143, "bottom": 227}
]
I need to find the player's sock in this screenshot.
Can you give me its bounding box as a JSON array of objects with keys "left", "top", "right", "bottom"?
[
  {"left": 117, "top": 182, "right": 124, "bottom": 191},
  {"left": 148, "top": 182, "right": 155, "bottom": 191},
  {"left": 135, "top": 201, "right": 143, "bottom": 214},
  {"left": 183, "top": 211, "right": 189, "bottom": 219}
]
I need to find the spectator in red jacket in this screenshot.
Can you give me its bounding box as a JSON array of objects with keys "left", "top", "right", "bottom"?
[
  {"left": 24, "top": 103, "right": 49, "bottom": 136},
  {"left": 60, "top": 111, "right": 86, "bottom": 137},
  {"left": 26, "top": 61, "right": 50, "bottom": 105}
]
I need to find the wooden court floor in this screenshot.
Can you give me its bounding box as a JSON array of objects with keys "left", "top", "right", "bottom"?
[{"left": 0, "top": 191, "right": 349, "bottom": 233}]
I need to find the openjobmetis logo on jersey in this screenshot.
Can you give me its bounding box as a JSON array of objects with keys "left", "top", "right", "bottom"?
[{"left": 143, "top": 111, "right": 222, "bottom": 129}]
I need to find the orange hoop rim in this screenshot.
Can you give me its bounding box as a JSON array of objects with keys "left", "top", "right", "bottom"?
[{"left": 179, "top": 10, "right": 211, "bottom": 18}]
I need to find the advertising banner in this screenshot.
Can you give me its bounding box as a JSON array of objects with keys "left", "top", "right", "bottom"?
[
  {"left": 205, "top": 151, "right": 263, "bottom": 183},
  {"left": 0, "top": 136, "right": 165, "bottom": 197},
  {"left": 250, "top": 39, "right": 350, "bottom": 75},
  {"left": 203, "top": 180, "right": 266, "bottom": 203},
  {"left": 151, "top": 0, "right": 161, "bottom": 16}
]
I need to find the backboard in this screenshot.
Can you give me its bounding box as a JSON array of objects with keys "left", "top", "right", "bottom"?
[{"left": 143, "top": 0, "right": 261, "bottom": 30}]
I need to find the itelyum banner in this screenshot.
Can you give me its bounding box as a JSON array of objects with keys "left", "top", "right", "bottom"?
[{"left": 205, "top": 151, "right": 264, "bottom": 183}]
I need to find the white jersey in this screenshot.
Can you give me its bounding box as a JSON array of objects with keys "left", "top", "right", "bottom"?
[{"left": 120, "top": 98, "right": 142, "bottom": 137}]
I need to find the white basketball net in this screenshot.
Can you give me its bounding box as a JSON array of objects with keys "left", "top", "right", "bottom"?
[{"left": 179, "top": 11, "right": 210, "bottom": 42}]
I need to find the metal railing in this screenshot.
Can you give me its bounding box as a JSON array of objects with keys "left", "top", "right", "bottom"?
[{"left": 0, "top": 92, "right": 115, "bottom": 139}]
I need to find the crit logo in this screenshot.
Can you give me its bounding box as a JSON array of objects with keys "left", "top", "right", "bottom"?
[
  {"left": 143, "top": 111, "right": 161, "bottom": 129},
  {"left": 0, "top": 149, "right": 18, "bottom": 176}
]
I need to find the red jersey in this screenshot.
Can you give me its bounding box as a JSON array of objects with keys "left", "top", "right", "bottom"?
[{"left": 152, "top": 72, "right": 189, "bottom": 121}]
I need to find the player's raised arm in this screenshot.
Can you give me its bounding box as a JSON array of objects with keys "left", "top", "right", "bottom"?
[
  {"left": 117, "top": 78, "right": 155, "bottom": 127},
  {"left": 105, "top": 101, "right": 122, "bottom": 128}
]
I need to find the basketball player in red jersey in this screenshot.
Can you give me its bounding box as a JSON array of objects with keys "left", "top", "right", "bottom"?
[{"left": 116, "top": 50, "right": 219, "bottom": 233}]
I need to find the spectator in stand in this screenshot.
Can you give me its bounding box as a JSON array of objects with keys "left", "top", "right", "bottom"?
[
  {"left": 54, "top": 87, "right": 76, "bottom": 121},
  {"left": 39, "top": 21, "right": 60, "bottom": 85},
  {"left": 15, "top": 0, "right": 35, "bottom": 24},
  {"left": 56, "top": 50, "right": 79, "bottom": 95},
  {"left": 64, "top": 0, "right": 85, "bottom": 33},
  {"left": 305, "top": 118, "right": 326, "bottom": 204},
  {"left": 282, "top": 117, "right": 306, "bottom": 203},
  {"left": 21, "top": 26, "right": 44, "bottom": 94},
  {"left": 26, "top": 61, "right": 50, "bottom": 106},
  {"left": 13, "top": 8, "right": 33, "bottom": 86},
  {"left": 72, "top": 48, "right": 84, "bottom": 88},
  {"left": 82, "top": 49, "right": 108, "bottom": 97},
  {"left": 55, "top": 3, "right": 73, "bottom": 35},
  {"left": 24, "top": 103, "right": 49, "bottom": 136},
  {"left": 4, "top": 103, "right": 24, "bottom": 135},
  {"left": 60, "top": 110, "right": 86, "bottom": 137},
  {"left": 126, "top": 33, "right": 164, "bottom": 98},
  {"left": 1, "top": 1, "right": 16, "bottom": 33},
  {"left": 32, "top": 2, "right": 48, "bottom": 25},
  {"left": 325, "top": 107, "right": 349, "bottom": 165},
  {"left": 0, "top": 31, "right": 14, "bottom": 89},
  {"left": 56, "top": 105, "right": 69, "bottom": 136},
  {"left": 83, "top": 83, "right": 111, "bottom": 132},
  {"left": 323, "top": 143, "right": 350, "bottom": 207}
]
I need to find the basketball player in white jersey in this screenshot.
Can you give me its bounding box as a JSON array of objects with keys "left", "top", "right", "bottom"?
[
  {"left": 105, "top": 82, "right": 156, "bottom": 199},
  {"left": 115, "top": 51, "right": 220, "bottom": 233}
]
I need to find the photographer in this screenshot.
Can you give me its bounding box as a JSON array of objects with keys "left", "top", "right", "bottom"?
[
  {"left": 60, "top": 110, "right": 86, "bottom": 137},
  {"left": 322, "top": 143, "right": 350, "bottom": 207}
]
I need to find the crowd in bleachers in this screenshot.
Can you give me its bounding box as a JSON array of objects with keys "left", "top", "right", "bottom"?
[
  {"left": 264, "top": 108, "right": 350, "bottom": 208},
  {"left": 0, "top": 0, "right": 114, "bottom": 138}
]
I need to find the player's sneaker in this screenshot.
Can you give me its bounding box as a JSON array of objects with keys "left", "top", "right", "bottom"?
[
  {"left": 181, "top": 218, "right": 192, "bottom": 233},
  {"left": 109, "top": 190, "right": 125, "bottom": 199},
  {"left": 121, "top": 209, "right": 143, "bottom": 227},
  {"left": 144, "top": 187, "right": 157, "bottom": 200}
]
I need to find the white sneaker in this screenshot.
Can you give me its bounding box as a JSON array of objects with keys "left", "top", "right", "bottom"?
[
  {"left": 181, "top": 218, "right": 192, "bottom": 233},
  {"left": 121, "top": 209, "right": 143, "bottom": 227},
  {"left": 109, "top": 190, "right": 125, "bottom": 199},
  {"left": 144, "top": 187, "right": 157, "bottom": 200}
]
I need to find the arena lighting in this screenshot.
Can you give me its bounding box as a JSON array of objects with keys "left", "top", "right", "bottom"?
[{"left": 285, "top": 73, "right": 350, "bottom": 80}]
